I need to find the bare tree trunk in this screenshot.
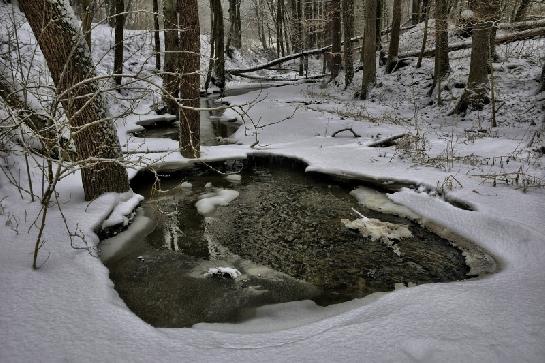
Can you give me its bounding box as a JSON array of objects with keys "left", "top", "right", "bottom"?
[
  {"left": 416, "top": 0, "right": 430, "bottom": 68},
  {"left": 153, "top": 0, "right": 161, "bottom": 70},
  {"left": 0, "top": 70, "right": 58, "bottom": 155},
  {"left": 342, "top": 0, "right": 354, "bottom": 85},
  {"left": 452, "top": 0, "right": 499, "bottom": 114},
  {"left": 162, "top": 0, "right": 179, "bottom": 114},
  {"left": 212, "top": 0, "right": 225, "bottom": 91},
  {"left": 227, "top": 0, "right": 242, "bottom": 51},
  {"left": 81, "top": 0, "right": 94, "bottom": 49},
  {"left": 514, "top": 0, "right": 531, "bottom": 22},
  {"left": 386, "top": 0, "right": 401, "bottom": 73},
  {"left": 540, "top": 63, "right": 545, "bottom": 92},
  {"left": 411, "top": 0, "right": 420, "bottom": 25},
  {"left": 330, "top": 0, "right": 342, "bottom": 80},
  {"left": 178, "top": 0, "right": 201, "bottom": 158},
  {"left": 276, "top": 0, "right": 286, "bottom": 57},
  {"left": 20, "top": 0, "right": 129, "bottom": 200},
  {"left": 360, "top": 0, "right": 377, "bottom": 100},
  {"left": 434, "top": 0, "right": 450, "bottom": 87},
  {"left": 113, "top": 0, "right": 124, "bottom": 86}
]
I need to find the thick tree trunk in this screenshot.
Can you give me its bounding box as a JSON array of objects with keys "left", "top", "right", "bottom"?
[
  {"left": 113, "top": 0, "right": 124, "bottom": 86},
  {"left": 0, "top": 70, "right": 58, "bottom": 155},
  {"left": 162, "top": 0, "right": 179, "bottom": 114},
  {"left": 20, "top": 0, "right": 129, "bottom": 200},
  {"left": 342, "top": 0, "right": 354, "bottom": 85},
  {"left": 329, "top": 0, "right": 342, "bottom": 80},
  {"left": 452, "top": 0, "right": 499, "bottom": 114},
  {"left": 386, "top": 0, "right": 401, "bottom": 73},
  {"left": 360, "top": 0, "right": 377, "bottom": 100},
  {"left": 153, "top": 0, "right": 161, "bottom": 70},
  {"left": 177, "top": 0, "right": 201, "bottom": 158},
  {"left": 434, "top": 0, "right": 450, "bottom": 84}
]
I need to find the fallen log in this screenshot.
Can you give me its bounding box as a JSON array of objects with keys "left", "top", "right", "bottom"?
[
  {"left": 498, "top": 19, "right": 545, "bottom": 31},
  {"left": 227, "top": 35, "right": 362, "bottom": 75},
  {"left": 399, "top": 27, "right": 545, "bottom": 59}
]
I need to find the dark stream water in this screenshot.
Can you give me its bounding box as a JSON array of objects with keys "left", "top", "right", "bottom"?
[{"left": 104, "top": 156, "right": 472, "bottom": 328}]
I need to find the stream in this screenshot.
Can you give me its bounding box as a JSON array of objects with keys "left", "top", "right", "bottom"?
[{"left": 101, "top": 83, "right": 495, "bottom": 328}]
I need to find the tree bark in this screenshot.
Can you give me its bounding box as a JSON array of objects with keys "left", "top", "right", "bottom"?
[
  {"left": 20, "top": 0, "right": 129, "bottom": 200},
  {"left": 113, "top": 0, "right": 124, "bottom": 86},
  {"left": 386, "top": 0, "right": 401, "bottom": 73},
  {"left": 434, "top": 0, "right": 450, "bottom": 85},
  {"left": 342, "top": 0, "right": 354, "bottom": 85},
  {"left": 329, "top": 0, "right": 342, "bottom": 80},
  {"left": 162, "top": 0, "right": 179, "bottom": 114},
  {"left": 360, "top": 0, "right": 377, "bottom": 100},
  {"left": 153, "top": 0, "right": 161, "bottom": 70},
  {"left": 178, "top": 0, "right": 201, "bottom": 158}
]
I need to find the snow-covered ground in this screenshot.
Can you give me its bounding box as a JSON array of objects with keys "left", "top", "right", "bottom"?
[{"left": 1, "top": 4, "right": 545, "bottom": 362}]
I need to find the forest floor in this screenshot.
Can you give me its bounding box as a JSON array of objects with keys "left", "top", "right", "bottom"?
[{"left": 1, "top": 5, "right": 545, "bottom": 362}]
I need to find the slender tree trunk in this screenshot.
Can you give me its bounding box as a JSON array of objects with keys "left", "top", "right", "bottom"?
[
  {"left": 360, "top": 0, "right": 377, "bottom": 100},
  {"left": 212, "top": 0, "right": 225, "bottom": 91},
  {"left": 434, "top": 0, "right": 450, "bottom": 86},
  {"left": 113, "top": 0, "right": 124, "bottom": 86},
  {"left": 153, "top": 0, "right": 161, "bottom": 70},
  {"left": 277, "top": 0, "right": 286, "bottom": 57},
  {"left": 330, "top": 0, "right": 342, "bottom": 80},
  {"left": 540, "top": 63, "right": 545, "bottom": 92},
  {"left": 386, "top": 0, "right": 401, "bottom": 73},
  {"left": 162, "top": 0, "right": 179, "bottom": 114},
  {"left": 205, "top": 0, "right": 216, "bottom": 91},
  {"left": 342, "top": 0, "right": 354, "bottom": 85},
  {"left": 20, "top": 0, "right": 129, "bottom": 200},
  {"left": 416, "top": 0, "right": 430, "bottom": 68},
  {"left": 411, "top": 0, "right": 420, "bottom": 25},
  {"left": 178, "top": 0, "right": 201, "bottom": 158},
  {"left": 81, "top": 0, "right": 94, "bottom": 49},
  {"left": 514, "top": 0, "right": 531, "bottom": 22}
]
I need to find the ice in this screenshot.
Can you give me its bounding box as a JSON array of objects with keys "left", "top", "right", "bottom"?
[{"left": 195, "top": 189, "right": 239, "bottom": 215}]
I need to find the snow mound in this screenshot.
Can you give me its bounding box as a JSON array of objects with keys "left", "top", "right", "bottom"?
[
  {"left": 205, "top": 267, "right": 242, "bottom": 279},
  {"left": 101, "top": 192, "right": 144, "bottom": 229},
  {"left": 225, "top": 174, "right": 242, "bottom": 182},
  {"left": 195, "top": 189, "right": 239, "bottom": 215},
  {"left": 180, "top": 181, "right": 192, "bottom": 189}
]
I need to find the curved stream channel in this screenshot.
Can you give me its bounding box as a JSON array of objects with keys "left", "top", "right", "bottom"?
[{"left": 102, "top": 84, "right": 495, "bottom": 328}]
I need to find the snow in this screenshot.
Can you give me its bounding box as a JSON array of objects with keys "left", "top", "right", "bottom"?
[
  {"left": 1, "top": 3, "right": 545, "bottom": 362},
  {"left": 341, "top": 216, "right": 413, "bottom": 256},
  {"left": 205, "top": 267, "right": 242, "bottom": 279},
  {"left": 224, "top": 173, "right": 242, "bottom": 182},
  {"left": 101, "top": 191, "right": 144, "bottom": 229},
  {"left": 195, "top": 188, "right": 240, "bottom": 215}
]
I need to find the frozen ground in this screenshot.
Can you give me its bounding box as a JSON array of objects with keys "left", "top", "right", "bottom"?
[{"left": 1, "top": 4, "right": 545, "bottom": 362}]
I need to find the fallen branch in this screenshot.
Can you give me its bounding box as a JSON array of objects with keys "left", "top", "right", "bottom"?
[
  {"left": 227, "top": 36, "right": 362, "bottom": 75},
  {"left": 399, "top": 27, "right": 545, "bottom": 59},
  {"left": 331, "top": 128, "right": 361, "bottom": 138},
  {"left": 368, "top": 133, "right": 408, "bottom": 147}
]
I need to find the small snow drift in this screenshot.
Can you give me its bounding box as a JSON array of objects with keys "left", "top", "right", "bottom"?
[
  {"left": 205, "top": 267, "right": 242, "bottom": 279},
  {"left": 195, "top": 189, "right": 239, "bottom": 215},
  {"left": 341, "top": 216, "right": 413, "bottom": 243},
  {"left": 341, "top": 216, "right": 412, "bottom": 256}
]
